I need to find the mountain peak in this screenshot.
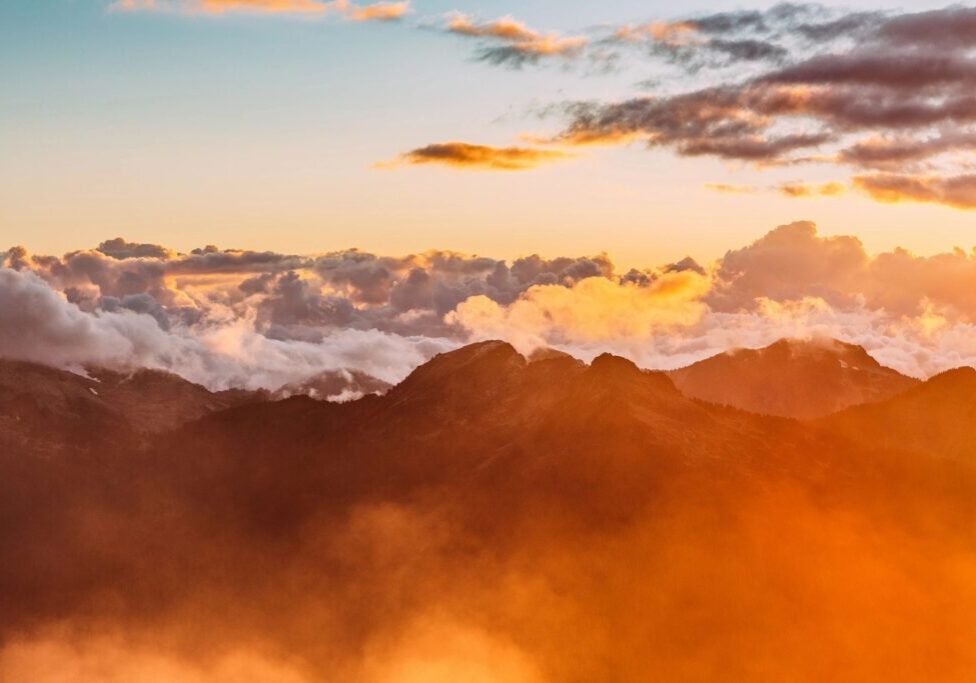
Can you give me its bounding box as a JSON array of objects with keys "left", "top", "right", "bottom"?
[
  {"left": 670, "top": 337, "right": 918, "bottom": 419},
  {"left": 527, "top": 347, "right": 575, "bottom": 363},
  {"left": 590, "top": 353, "right": 641, "bottom": 376},
  {"left": 385, "top": 340, "right": 526, "bottom": 409}
]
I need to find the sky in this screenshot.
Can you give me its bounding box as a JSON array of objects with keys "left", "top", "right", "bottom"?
[{"left": 3, "top": 0, "right": 976, "bottom": 268}]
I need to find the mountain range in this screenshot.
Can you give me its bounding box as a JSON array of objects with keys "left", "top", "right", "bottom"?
[{"left": 2, "top": 338, "right": 975, "bottom": 681}]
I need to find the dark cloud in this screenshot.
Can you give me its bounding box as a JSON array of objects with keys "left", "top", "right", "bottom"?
[
  {"left": 551, "top": 5, "right": 976, "bottom": 207},
  {"left": 838, "top": 134, "right": 976, "bottom": 170},
  {"left": 558, "top": 90, "right": 834, "bottom": 163},
  {"left": 96, "top": 238, "right": 173, "bottom": 260},
  {"left": 793, "top": 12, "right": 884, "bottom": 42},
  {"left": 876, "top": 6, "right": 976, "bottom": 48},
  {"left": 707, "top": 38, "right": 789, "bottom": 65}
]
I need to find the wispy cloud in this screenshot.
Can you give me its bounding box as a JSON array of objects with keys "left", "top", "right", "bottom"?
[
  {"left": 381, "top": 142, "right": 573, "bottom": 171},
  {"left": 445, "top": 13, "right": 587, "bottom": 67},
  {"left": 705, "top": 183, "right": 759, "bottom": 194},
  {"left": 110, "top": 0, "right": 409, "bottom": 20},
  {"left": 854, "top": 173, "right": 976, "bottom": 209},
  {"left": 778, "top": 182, "right": 846, "bottom": 198}
]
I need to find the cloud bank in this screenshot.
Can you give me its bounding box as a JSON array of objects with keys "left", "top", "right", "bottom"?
[
  {"left": 3, "top": 223, "right": 976, "bottom": 386},
  {"left": 547, "top": 5, "right": 976, "bottom": 209}
]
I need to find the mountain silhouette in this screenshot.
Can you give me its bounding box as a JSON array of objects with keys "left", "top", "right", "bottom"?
[
  {"left": 2, "top": 342, "right": 975, "bottom": 682},
  {"left": 668, "top": 337, "right": 919, "bottom": 419}
]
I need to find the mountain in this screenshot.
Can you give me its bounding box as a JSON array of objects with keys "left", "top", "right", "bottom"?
[
  {"left": 0, "top": 360, "right": 262, "bottom": 453},
  {"left": 818, "top": 366, "right": 976, "bottom": 460},
  {"left": 668, "top": 337, "right": 919, "bottom": 419},
  {"left": 2, "top": 342, "right": 975, "bottom": 682}
]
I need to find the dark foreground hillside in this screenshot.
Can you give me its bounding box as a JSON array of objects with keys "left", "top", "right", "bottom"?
[{"left": 2, "top": 342, "right": 975, "bottom": 682}]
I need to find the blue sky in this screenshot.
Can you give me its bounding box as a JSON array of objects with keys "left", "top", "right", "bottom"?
[{"left": 2, "top": 0, "right": 973, "bottom": 266}]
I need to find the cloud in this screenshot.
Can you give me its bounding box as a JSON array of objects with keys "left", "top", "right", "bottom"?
[
  {"left": 383, "top": 142, "right": 572, "bottom": 171},
  {"left": 0, "top": 267, "right": 454, "bottom": 391},
  {"left": 705, "top": 183, "right": 758, "bottom": 194},
  {"left": 110, "top": 0, "right": 409, "bottom": 21},
  {"left": 447, "top": 270, "right": 711, "bottom": 351},
  {"left": 706, "top": 182, "right": 845, "bottom": 197},
  {"left": 441, "top": 221, "right": 976, "bottom": 378},
  {"left": 854, "top": 173, "right": 976, "bottom": 209},
  {"left": 5, "top": 225, "right": 976, "bottom": 388},
  {"left": 548, "top": 5, "right": 976, "bottom": 208},
  {"left": 446, "top": 13, "right": 587, "bottom": 67},
  {"left": 96, "top": 238, "right": 176, "bottom": 260},
  {"left": 111, "top": 0, "right": 329, "bottom": 14},
  {"left": 778, "top": 181, "right": 846, "bottom": 198},
  {"left": 709, "top": 221, "right": 868, "bottom": 311},
  {"left": 608, "top": 4, "right": 880, "bottom": 75},
  {"left": 342, "top": 0, "right": 407, "bottom": 22}
]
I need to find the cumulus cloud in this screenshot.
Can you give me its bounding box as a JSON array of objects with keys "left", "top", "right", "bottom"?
[
  {"left": 0, "top": 267, "right": 453, "bottom": 391},
  {"left": 448, "top": 270, "right": 710, "bottom": 351},
  {"left": 381, "top": 142, "right": 572, "bottom": 171},
  {"left": 4, "top": 225, "right": 976, "bottom": 388},
  {"left": 442, "top": 221, "right": 976, "bottom": 377}
]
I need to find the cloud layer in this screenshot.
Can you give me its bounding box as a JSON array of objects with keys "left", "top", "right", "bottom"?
[
  {"left": 546, "top": 5, "right": 976, "bottom": 209},
  {"left": 4, "top": 223, "right": 976, "bottom": 387}
]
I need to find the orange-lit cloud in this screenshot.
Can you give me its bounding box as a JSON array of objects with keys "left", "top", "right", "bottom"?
[
  {"left": 705, "top": 183, "right": 758, "bottom": 194},
  {"left": 343, "top": 0, "right": 407, "bottom": 22},
  {"left": 383, "top": 142, "right": 572, "bottom": 171},
  {"left": 705, "top": 182, "right": 845, "bottom": 198},
  {"left": 447, "top": 271, "right": 712, "bottom": 350},
  {"left": 110, "top": 0, "right": 408, "bottom": 20},
  {"left": 548, "top": 7, "right": 976, "bottom": 209},
  {"left": 446, "top": 13, "right": 587, "bottom": 66},
  {"left": 778, "top": 181, "right": 846, "bottom": 198},
  {"left": 854, "top": 173, "right": 976, "bottom": 209},
  {"left": 615, "top": 21, "right": 699, "bottom": 47},
  {"left": 111, "top": 0, "right": 327, "bottom": 13}
]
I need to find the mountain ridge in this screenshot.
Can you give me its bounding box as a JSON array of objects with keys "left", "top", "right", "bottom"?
[{"left": 668, "top": 337, "right": 920, "bottom": 419}]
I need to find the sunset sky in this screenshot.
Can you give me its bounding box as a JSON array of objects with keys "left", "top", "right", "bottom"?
[{"left": 3, "top": 0, "right": 975, "bottom": 267}]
